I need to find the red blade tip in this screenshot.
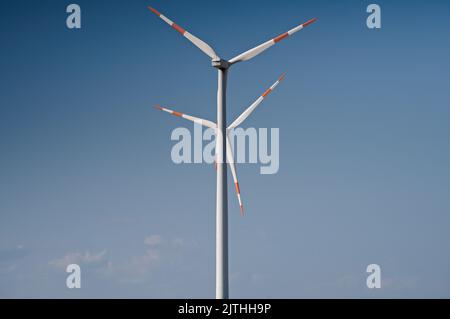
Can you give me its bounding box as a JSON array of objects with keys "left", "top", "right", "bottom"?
[
  {"left": 147, "top": 6, "right": 160, "bottom": 16},
  {"left": 279, "top": 73, "right": 286, "bottom": 82},
  {"left": 154, "top": 104, "right": 163, "bottom": 110},
  {"left": 303, "top": 18, "right": 317, "bottom": 27},
  {"left": 240, "top": 205, "right": 244, "bottom": 216}
]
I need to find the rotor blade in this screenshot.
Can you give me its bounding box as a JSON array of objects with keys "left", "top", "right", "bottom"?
[
  {"left": 227, "top": 73, "right": 286, "bottom": 130},
  {"left": 147, "top": 6, "right": 219, "bottom": 60},
  {"left": 228, "top": 18, "right": 317, "bottom": 65},
  {"left": 226, "top": 135, "right": 244, "bottom": 215},
  {"left": 154, "top": 105, "right": 216, "bottom": 128}
]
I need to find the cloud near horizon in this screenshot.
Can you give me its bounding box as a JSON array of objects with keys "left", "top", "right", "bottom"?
[
  {"left": 48, "top": 234, "right": 187, "bottom": 284},
  {"left": 49, "top": 250, "right": 108, "bottom": 270}
]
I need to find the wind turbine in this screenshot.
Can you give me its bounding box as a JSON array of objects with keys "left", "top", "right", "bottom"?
[{"left": 147, "top": 4, "right": 317, "bottom": 299}]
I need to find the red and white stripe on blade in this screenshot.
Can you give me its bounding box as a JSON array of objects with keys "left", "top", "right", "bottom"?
[
  {"left": 226, "top": 136, "right": 244, "bottom": 216},
  {"left": 227, "top": 74, "right": 286, "bottom": 130},
  {"left": 228, "top": 18, "right": 317, "bottom": 65},
  {"left": 147, "top": 6, "right": 219, "bottom": 60},
  {"left": 154, "top": 105, "right": 216, "bottom": 128}
]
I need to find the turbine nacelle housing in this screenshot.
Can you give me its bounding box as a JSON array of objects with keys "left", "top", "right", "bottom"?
[{"left": 212, "top": 58, "right": 230, "bottom": 70}]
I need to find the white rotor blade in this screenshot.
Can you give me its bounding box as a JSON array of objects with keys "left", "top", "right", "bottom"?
[
  {"left": 228, "top": 18, "right": 317, "bottom": 65},
  {"left": 227, "top": 74, "right": 286, "bottom": 131},
  {"left": 147, "top": 6, "right": 219, "bottom": 60},
  {"left": 226, "top": 135, "right": 244, "bottom": 216},
  {"left": 154, "top": 105, "right": 216, "bottom": 128}
]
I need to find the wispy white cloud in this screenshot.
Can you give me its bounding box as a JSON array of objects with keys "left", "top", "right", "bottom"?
[
  {"left": 109, "top": 249, "right": 160, "bottom": 283},
  {"left": 104, "top": 234, "right": 191, "bottom": 284},
  {"left": 105, "top": 235, "right": 165, "bottom": 283},
  {"left": 48, "top": 235, "right": 190, "bottom": 284},
  {"left": 144, "top": 234, "right": 162, "bottom": 246},
  {"left": 49, "top": 250, "right": 107, "bottom": 270}
]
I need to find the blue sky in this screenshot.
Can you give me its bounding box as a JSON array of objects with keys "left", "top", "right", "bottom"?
[{"left": 1, "top": 0, "right": 450, "bottom": 298}]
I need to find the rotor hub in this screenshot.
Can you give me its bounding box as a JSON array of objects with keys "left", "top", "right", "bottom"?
[{"left": 212, "top": 58, "right": 230, "bottom": 69}]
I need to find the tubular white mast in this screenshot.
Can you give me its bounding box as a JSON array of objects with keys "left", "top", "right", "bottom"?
[
  {"left": 216, "top": 68, "right": 228, "bottom": 298},
  {"left": 148, "top": 5, "right": 316, "bottom": 299}
]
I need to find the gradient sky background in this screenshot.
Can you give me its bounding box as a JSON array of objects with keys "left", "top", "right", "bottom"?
[{"left": 1, "top": 0, "right": 450, "bottom": 298}]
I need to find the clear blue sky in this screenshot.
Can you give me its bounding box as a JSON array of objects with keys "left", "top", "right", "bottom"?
[{"left": 1, "top": 0, "right": 449, "bottom": 298}]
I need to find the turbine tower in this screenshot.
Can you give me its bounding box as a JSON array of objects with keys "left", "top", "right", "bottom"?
[{"left": 147, "top": 5, "right": 317, "bottom": 299}]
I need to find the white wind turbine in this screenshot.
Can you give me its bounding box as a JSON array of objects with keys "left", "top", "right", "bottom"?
[{"left": 147, "top": 4, "right": 316, "bottom": 299}]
